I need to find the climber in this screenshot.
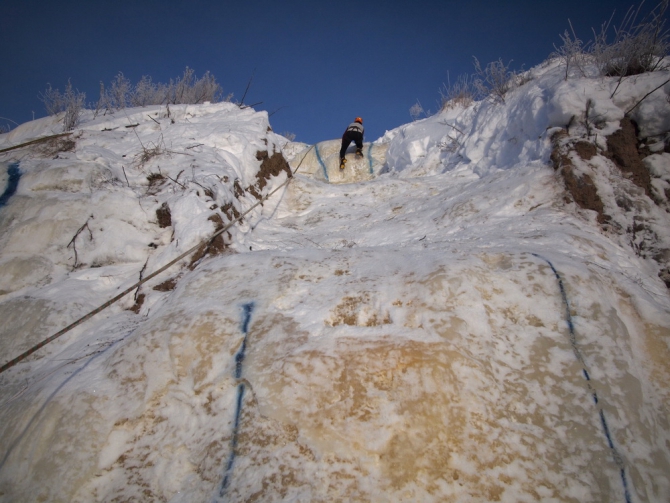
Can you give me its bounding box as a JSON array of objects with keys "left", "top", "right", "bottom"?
[{"left": 339, "top": 117, "right": 364, "bottom": 170}]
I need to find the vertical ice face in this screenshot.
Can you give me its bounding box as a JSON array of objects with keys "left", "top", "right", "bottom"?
[
  {"left": 289, "top": 140, "right": 389, "bottom": 183},
  {"left": 1, "top": 62, "right": 670, "bottom": 502}
]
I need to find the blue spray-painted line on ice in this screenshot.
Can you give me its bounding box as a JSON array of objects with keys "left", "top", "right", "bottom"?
[
  {"left": 217, "top": 302, "right": 255, "bottom": 500},
  {"left": 367, "top": 143, "right": 375, "bottom": 174},
  {"left": 235, "top": 302, "right": 254, "bottom": 379},
  {"left": 532, "top": 253, "right": 632, "bottom": 503},
  {"left": 314, "top": 143, "right": 329, "bottom": 181},
  {"left": 218, "top": 384, "right": 245, "bottom": 498},
  {"left": 0, "top": 162, "right": 21, "bottom": 208}
]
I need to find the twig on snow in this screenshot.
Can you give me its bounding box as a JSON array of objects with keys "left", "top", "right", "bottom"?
[
  {"left": 67, "top": 216, "right": 94, "bottom": 270},
  {"left": 625, "top": 77, "right": 670, "bottom": 115}
]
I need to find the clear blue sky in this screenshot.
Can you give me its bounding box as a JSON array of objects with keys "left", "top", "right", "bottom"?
[{"left": 0, "top": 0, "right": 664, "bottom": 144}]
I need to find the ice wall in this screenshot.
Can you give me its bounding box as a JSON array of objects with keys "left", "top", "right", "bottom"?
[
  {"left": 289, "top": 139, "right": 388, "bottom": 183},
  {"left": 1, "top": 61, "right": 669, "bottom": 503}
]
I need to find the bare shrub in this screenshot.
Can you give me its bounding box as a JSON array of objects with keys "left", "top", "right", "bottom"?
[
  {"left": 552, "top": 20, "right": 589, "bottom": 80},
  {"left": 94, "top": 82, "right": 111, "bottom": 117},
  {"left": 592, "top": 0, "right": 670, "bottom": 78},
  {"left": 136, "top": 134, "right": 166, "bottom": 168},
  {"left": 0, "top": 117, "right": 18, "bottom": 133},
  {"left": 110, "top": 72, "right": 132, "bottom": 109},
  {"left": 440, "top": 73, "right": 475, "bottom": 109},
  {"left": 62, "top": 82, "right": 85, "bottom": 131},
  {"left": 39, "top": 80, "right": 85, "bottom": 131},
  {"left": 39, "top": 84, "right": 65, "bottom": 116},
  {"left": 281, "top": 131, "right": 296, "bottom": 141},
  {"left": 94, "top": 67, "right": 229, "bottom": 114},
  {"left": 409, "top": 101, "right": 426, "bottom": 120},
  {"left": 131, "top": 76, "right": 166, "bottom": 107},
  {"left": 166, "top": 67, "right": 225, "bottom": 105},
  {"left": 473, "top": 57, "right": 516, "bottom": 103}
]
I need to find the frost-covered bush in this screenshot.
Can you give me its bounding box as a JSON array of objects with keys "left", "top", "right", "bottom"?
[
  {"left": 547, "top": 1, "right": 669, "bottom": 83},
  {"left": 165, "top": 67, "right": 227, "bottom": 105},
  {"left": 551, "top": 20, "right": 589, "bottom": 80},
  {"left": 409, "top": 101, "right": 426, "bottom": 120},
  {"left": 110, "top": 72, "right": 131, "bottom": 109},
  {"left": 592, "top": 0, "right": 669, "bottom": 77},
  {"left": 439, "top": 73, "right": 475, "bottom": 109},
  {"left": 39, "top": 80, "right": 86, "bottom": 131},
  {"left": 473, "top": 57, "right": 516, "bottom": 104},
  {"left": 131, "top": 76, "right": 167, "bottom": 107},
  {"left": 94, "top": 67, "right": 230, "bottom": 115},
  {"left": 550, "top": 0, "right": 669, "bottom": 80}
]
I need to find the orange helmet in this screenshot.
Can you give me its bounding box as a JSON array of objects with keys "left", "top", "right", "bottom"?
[{"left": 355, "top": 117, "right": 363, "bottom": 124}]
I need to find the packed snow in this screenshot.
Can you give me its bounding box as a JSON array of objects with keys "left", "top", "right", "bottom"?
[{"left": 0, "top": 59, "right": 669, "bottom": 502}]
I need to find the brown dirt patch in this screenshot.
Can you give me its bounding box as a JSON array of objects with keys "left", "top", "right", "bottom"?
[
  {"left": 189, "top": 214, "right": 228, "bottom": 268},
  {"left": 156, "top": 202, "right": 172, "bottom": 228},
  {"left": 235, "top": 150, "right": 291, "bottom": 202},
  {"left": 146, "top": 173, "right": 165, "bottom": 195},
  {"left": 153, "top": 278, "right": 178, "bottom": 292},
  {"left": 129, "top": 293, "right": 145, "bottom": 314},
  {"left": 562, "top": 166, "right": 607, "bottom": 223},
  {"left": 221, "top": 202, "right": 241, "bottom": 222},
  {"left": 605, "top": 117, "right": 652, "bottom": 198},
  {"left": 233, "top": 179, "right": 245, "bottom": 198},
  {"left": 550, "top": 132, "right": 607, "bottom": 224},
  {"left": 255, "top": 150, "right": 292, "bottom": 191},
  {"left": 574, "top": 141, "right": 597, "bottom": 161}
]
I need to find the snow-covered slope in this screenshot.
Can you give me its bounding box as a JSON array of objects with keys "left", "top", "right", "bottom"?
[{"left": 0, "top": 60, "right": 669, "bottom": 502}]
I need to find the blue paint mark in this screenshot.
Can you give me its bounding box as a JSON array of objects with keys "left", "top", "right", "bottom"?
[
  {"left": 234, "top": 346, "right": 246, "bottom": 380},
  {"left": 314, "top": 143, "right": 329, "bottom": 181},
  {"left": 367, "top": 143, "right": 374, "bottom": 174},
  {"left": 219, "top": 383, "right": 245, "bottom": 497},
  {"left": 0, "top": 163, "right": 21, "bottom": 208},
  {"left": 235, "top": 302, "right": 254, "bottom": 379},
  {"left": 533, "top": 253, "right": 632, "bottom": 503},
  {"left": 241, "top": 302, "right": 254, "bottom": 335},
  {"left": 217, "top": 302, "right": 255, "bottom": 500}
]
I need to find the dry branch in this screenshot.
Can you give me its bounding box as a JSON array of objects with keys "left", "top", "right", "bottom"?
[{"left": 0, "top": 132, "right": 72, "bottom": 154}]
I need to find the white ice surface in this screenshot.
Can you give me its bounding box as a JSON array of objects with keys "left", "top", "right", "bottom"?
[{"left": 0, "top": 63, "right": 669, "bottom": 502}]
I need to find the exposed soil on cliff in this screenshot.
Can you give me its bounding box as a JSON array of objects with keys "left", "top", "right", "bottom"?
[
  {"left": 605, "top": 117, "right": 653, "bottom": 199},
  {"left": 551, "top": 118, "right": 670, "bottom": 288}
]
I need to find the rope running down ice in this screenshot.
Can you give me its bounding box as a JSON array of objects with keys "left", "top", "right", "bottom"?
[
  {"left": 0, "top": 145, "right": 314, "bottom": 375},
  {"left": 533, "top": 253, "right": 632, "bottom": 503}
]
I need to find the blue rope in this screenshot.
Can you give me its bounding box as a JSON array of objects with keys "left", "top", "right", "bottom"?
[
  {"left": 219, "top": 383, "right": 245, "bottom": 497},
  {"left": 533, "top": 253, "right": 632, "bottom": 503},
  {"left": 314, "top": 143, "right": 329, "bottom": 181},
  {"left": 217, "top": 302, "right": 255, "bottom": 500}
]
